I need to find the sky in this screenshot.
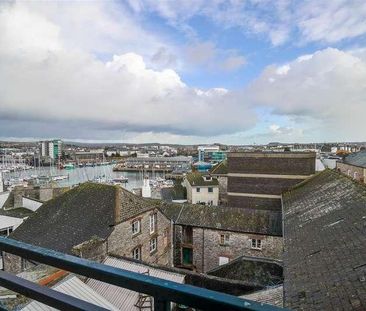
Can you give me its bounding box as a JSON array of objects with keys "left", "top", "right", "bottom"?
[{"left": 0, "top": 0, "right": 366, "bottom": 145}]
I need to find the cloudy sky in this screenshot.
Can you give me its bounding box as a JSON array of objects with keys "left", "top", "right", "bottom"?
[{"left": 1, "top": 0, "right": 366, "bottom": 144}]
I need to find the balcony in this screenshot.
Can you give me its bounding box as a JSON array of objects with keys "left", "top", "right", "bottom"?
[{"left": 0, "top": 237, "right": 286, "bottom": 311}]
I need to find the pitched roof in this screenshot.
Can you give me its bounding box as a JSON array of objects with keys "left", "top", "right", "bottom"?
[
  {"left": 185, "top": 172, "right": 219, "bottom": 186},
  {"left": 10, "top": 183, "right": 116, "bottom": 254},
  {"left": 241, "top": 286, "right": 283, "bottom": 307},
  {"left": 210, "top": 160, "right": 228, "bottom": 175},
  {"left": 343, "top": 150, "right": 366, "bottom": 168},
  {"left": 282, "top": 169, "right": 366, "bottom": 310},
  {"left": 158, "top": 203, "right": 282, "bottom": 236}
]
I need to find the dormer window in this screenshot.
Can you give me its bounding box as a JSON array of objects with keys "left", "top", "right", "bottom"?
[{"left": 204, "top": 176, "right": 212, "bottom": 181}]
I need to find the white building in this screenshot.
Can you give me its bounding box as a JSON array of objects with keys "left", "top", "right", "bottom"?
[{"left": 184, "top": 172, "right": 219, "bottom": 206}]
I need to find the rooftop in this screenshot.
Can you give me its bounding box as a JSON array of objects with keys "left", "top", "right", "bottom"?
[
  {"left": 210, "top": 160, "right": 228, "bottom": 175},
  {"left": 159, "top": 203, "right": 282, "bottom": 236},
  {"left": 343, "top": 150, "right": 366, "bottom": 168},
  {"left": 282, "top": 169, "right": 366, "bottom": 310},
  {"left": 185, "top": 172, "right": 219, "bottom": 186}
]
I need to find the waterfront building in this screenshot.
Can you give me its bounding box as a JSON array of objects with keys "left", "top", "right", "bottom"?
[
  {"left": 336, "top": 150, "right": 366, "bottom": 183},
  {"left": 227, "top": 151, "right": 316, "bottom": 211},
  {"left": 184, "top": 172, "right": 219, "bottom": 206},
  {"left": 198, "top": 145, "right": 227, "bottom": 163},
  {"left": 39, "top": 139, "right": 62, "bottom": 160}
]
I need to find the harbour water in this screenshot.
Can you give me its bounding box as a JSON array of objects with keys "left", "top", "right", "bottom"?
[{"left": 2, "top": 165, "right": 165, "bottom": 191}]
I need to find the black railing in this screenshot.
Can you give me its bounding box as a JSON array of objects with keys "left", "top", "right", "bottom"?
[{"left": 0, "top": 237, "right": 286, "bottom": 311}]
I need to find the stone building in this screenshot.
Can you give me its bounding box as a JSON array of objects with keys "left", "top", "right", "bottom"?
[
  {"left": 184, "top": 172, "right": 219, "bottom": 206},
  {"left": 159, "top": 204, "right": 283, "bottom": 273},
  {"left": 227, "top": 151, "right": 316, "bottom": 211},
  {"left": 336, "top": 150, "right": 366, "bottom": 183}
]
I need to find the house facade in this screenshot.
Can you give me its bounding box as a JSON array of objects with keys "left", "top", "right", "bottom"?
[
  {"left": 184, "top": 172, "right": 219, "bottom": 206},
  {"left": 336, "top": 150, "right": 366, "bottom": 183}
]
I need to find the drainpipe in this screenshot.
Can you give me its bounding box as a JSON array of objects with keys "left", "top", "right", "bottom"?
[
  {"left": 202, "top": 228, "right": 205, "bottom": 272},
  {"left": 170, "top": 220, "right": 174, "bottom": 267}
]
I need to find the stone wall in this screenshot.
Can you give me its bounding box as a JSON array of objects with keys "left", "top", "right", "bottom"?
[
  {"left": 336, "top": 162, "right": 366, "bottom": 183},
  {"left": 72, "top": 237, "right": 108, "bottom": 263},
  {"left": 174, "top": 225, "right": 283, "bottom": 273},
  {"left": 108, "top": 209, "right": 173, "bottom": 266}
]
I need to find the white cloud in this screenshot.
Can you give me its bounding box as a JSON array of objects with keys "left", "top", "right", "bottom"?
[
  {"left": 0, "top": 2, "right": 255, "bottom": 140},
  {"left": 248, "top": 48, "right": 366, "bottom": 141}
]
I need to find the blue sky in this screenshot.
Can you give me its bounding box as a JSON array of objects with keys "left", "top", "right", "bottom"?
[{"left": 1, "top": 1, "right": 366, "bottom": 144}]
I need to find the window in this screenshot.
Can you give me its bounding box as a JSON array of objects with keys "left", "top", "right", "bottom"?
[
  {"left": 149, "top": 213, "right": 157, "bottom": 234},
  {"left": 149, "top": 237, "right": 157, "bottom": 253},
  {"left": 220, "top": 234, "right": 230, "bottom": 245},
  {"left": 182, "top": 226, "right": 193, "bottom": 244},
  {"left": 251, "top": 239, "right": 262, "bottom": 250},
  {"left": 208, "top": 187, "right": 213, "bottom": 193},
  {"left": 132, "top": 247, "right": 141, "bottom": 260},
  {"left": 182, "top": 247, "right": 193, "bottom": 265},
  {"left": 196, "top": 187, "right": 200, "bottom": 192},
  {"left": 219, "top": 256, "right": 229, "bottom": 266},
  {"left": 0, "top": 227, "right": 13, "bottom": 237},
  {"left": 204, "top": 176, "right": 212, "bottom": 181},
  {"left": 132, "top": 220, "right": 140, "bottom": 235}
]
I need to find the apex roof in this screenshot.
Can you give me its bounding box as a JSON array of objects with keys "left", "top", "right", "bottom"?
[
  {"left": 343, "top": 150, "right": 366, "bottom": 168},
  {"left": 282, "top": 169, "right": 366, "bottom": 310}
]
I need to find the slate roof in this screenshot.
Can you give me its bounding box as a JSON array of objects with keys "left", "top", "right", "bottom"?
[
  {"left": 210, "top": 160, "right": 228, "bottom": 175},
  {"left": 0, "top": 207, "right": 34, "bottom": 219},
  {"left": 282, "top": 169, "right": 366, "bottom": 310},
  {"left": 208, "top": 256, "right": 283, "bottom": 287},
  {"left": 158, "top": 203, "right": 282, "bottom": 236},
  {"left": 10, "top": 183, "right": 116, "bottom": 254},
  {"left": 185, "top": 172, "right": 219, "bottom": 186},
  {"left": 343, "top": 150, "right": 366, "bottom": 168},
  {"left": 241, "top": 285, "right": 283, "bottom": 307}
]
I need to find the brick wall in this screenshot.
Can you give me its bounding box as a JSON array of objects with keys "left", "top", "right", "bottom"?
[
  {"left": 107, "top": 209, "right": 173, "bottom": 266},
  {"left": 174, "top": 225, "right": 283, "bottom": 273}
]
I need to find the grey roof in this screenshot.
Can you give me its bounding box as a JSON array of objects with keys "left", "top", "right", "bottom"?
[
  {"left": 0, "top": 207, "right": 34, "bottom": 219},
  {"left": 208, "top": 256, "right": 283, "bottom": 287},
  {"left": 159, "top": 203, "right": 282, "bottom": 236},
  {"left": 10, "top": 183, "right": 116, "bottom": 254},
  {"left": 343, "top": 150, "right": 366, "bottom": 168},
  {"left": 282, "top": 169, "right": 366, "bottom": 310}
]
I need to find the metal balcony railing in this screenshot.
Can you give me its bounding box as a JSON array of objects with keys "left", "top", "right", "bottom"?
[{"left": 0, "top": 237, "right": 286, "bottom": 311}]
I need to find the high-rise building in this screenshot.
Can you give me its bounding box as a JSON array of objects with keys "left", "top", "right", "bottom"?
[{"left": 39, "top": 139, "right": 62, "bottom": 160}]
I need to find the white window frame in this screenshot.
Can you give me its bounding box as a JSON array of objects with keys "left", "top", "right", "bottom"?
[
  {"left": 251, "top": 239, "right": 262, "bottom": 250},
  {"left": 149, "top": 213, "right": 157, "bottom": 234},
  {"left": 149, "top": 237, "right": 157, "bottom": 253},
  {"left": 132, "top": 220, "right": 141, "bottom": 235},
  {"left": 196, "top": 187, "right": 200, "bottom": 192},
  {"left": 132, "top": 247, "right": 141, "bottom": 260},
  {"left": 208, "top": 187, "right": 213, "bottom": 193},
  {"left": 220, "top": 234, "right": 230, "bottom": 245}
]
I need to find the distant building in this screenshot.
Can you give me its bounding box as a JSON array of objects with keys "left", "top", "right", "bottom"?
[
  {"left": 282, "top": 169, "right": 366, "bottom": 310},
  {"left": 227, "top": 151, "right": 316, "bottom": 211},
  {"left": 184, "top": 172, "right": 219, "bottom": 206},
  {"left": 72, "top": 150, "right": 104, "bottom": 163},
  {"left": 198, "top": 145, "right": 226, "bottom": 163},
  {"left": 336, "top": 150, "right": 366, "bottom": 183},
  {"left": 39, "top": 139, "right": 62, "bottom": 160}
]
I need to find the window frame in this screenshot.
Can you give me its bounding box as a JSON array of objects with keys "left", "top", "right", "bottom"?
[
  {"left": 149, "top": 213, "right": 157, "bottom": 234},
  {"left": 132, "top": 246, "right": 141, "bottom": 260},
  {"left": 220, "top": 233, "right": 230, "bottom": 245},
  {"left": 196, "top": 187, "right": 200, "bottom": 192},
  {"left": 251, "top": 238, "right": 262, "bottom": 250},
  {"left": 132, "top": 220, "right": 141, "bottom": 235},
  {"left": 208, "top": 187, "right": 213, "bottom": 193},
  {"left": 149, "top": 237, "right": 157, "bottom": 254}
]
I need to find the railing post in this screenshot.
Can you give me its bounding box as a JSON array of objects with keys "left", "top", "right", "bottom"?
[{"left": 154, "top": 297, "right": 170, "bottom": 311}]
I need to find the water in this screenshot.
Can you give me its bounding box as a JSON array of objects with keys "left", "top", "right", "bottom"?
[{"left": 3, "top": 165, "right": 165, "bottom": 191}]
